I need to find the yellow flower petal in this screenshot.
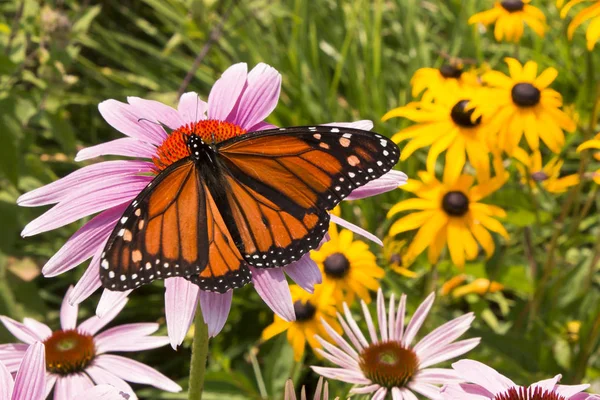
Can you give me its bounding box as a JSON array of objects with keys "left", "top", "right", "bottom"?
[
  {"left": 406, "top": 212, "right": 448, "bottom": 260},
  {"left": 534, "top": 67, "right": 558, "bottom": 89},
  {"left": 388, "top": 198, "right": 436, "bottom": 216},
  {"left": 389, "top": 210, "right": 436, "bottom": 235}
]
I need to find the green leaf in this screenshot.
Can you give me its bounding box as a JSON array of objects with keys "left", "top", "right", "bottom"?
[
  {"left": 0, "top": 112, "right": 21, "bottom": 186},
  {"left": 72, "top": 5, "right": 102, "bottom": 34}
]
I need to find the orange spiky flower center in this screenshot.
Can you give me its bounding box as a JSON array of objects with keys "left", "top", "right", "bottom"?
[
  {"left": 43, "top": 329, "right": 96, "bottom": 375},
  {"left": 152, "top": 120, "right": 246, "bottom": 172},
  {"left": 359, "top": 341, "right": 418, "bottom": 388}
]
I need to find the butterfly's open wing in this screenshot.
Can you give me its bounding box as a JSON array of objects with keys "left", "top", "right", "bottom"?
[
  {"left": 100, "top": 159, "right": 209, "bottom": 290},
  {"left": 215, "top": 126, "right": 399, "bottom": 268}
]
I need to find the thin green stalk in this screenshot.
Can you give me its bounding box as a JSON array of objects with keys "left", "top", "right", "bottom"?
[
  {"left": 248, "top": 348, "right": 268, "bottom": 400},
  {"left": 188, "top": 306, "right": 210, "bottom": 400}
]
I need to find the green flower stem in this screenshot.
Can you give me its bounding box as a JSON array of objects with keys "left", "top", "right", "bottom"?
[{"left": 188, "top": 305, "right": 209, "bottom": 400}]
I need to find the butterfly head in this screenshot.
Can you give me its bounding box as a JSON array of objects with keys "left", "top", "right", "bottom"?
[{"left": 187, "top": 133, "right": 216, "bottom": 163}]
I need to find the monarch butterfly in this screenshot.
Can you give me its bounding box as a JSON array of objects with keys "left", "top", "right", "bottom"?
[{"left": 99, "top": 125, "right": 400, "bottom": 293}]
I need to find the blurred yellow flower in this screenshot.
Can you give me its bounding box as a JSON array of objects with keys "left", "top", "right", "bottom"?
[
  {"left": 566, "top": 320, "right": 582, "bottom": 342},
  {"left": 558, "top": 0, "right": 600, "bottom": 50},
  {"left": 388, "top": 171, "right": 509, "bottom": 267},
  {"left": 410, "top": 64, "right": 480, "bottom": 102},
  {"left": 261, "top": 285, "right": 340, "bottom": 361},
  {"left": 441, "top": 274, "right": 468, "bottom": 295},
  {"left": 441, "top": 275, "right": 504, "bottom": 297},
  {"left": 469, "top": 1, "right": 546, "bottom": 42},
  {"left": 382, "top": 237, "right": 418, "bottom": 278},
  {"left": 474, "top": 58, "right": 576, "bottom": 155},
  {"left": 383, "top": 90, "right": 493, "bottom": 183},
  {"left": 577, "top": 134, "right": 600, "bottom": 184},
  {"left": 311, "top": 224, "right": 384, "bottom": 305},
  {"left": 513, "top": 148, "right": 580, "bottom": 193}
]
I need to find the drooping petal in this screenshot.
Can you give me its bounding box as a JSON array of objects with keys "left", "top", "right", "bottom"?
[
  {"left": 78, "top": 296, "right": 128, "bottom": 336},
  {"left": 0, "top": 317, "right": 42, "bottom": 344},
  {"left": 200, "top": 290, "right": 233, "bottom": 338},
  {"left": 251, "top": 267, "right": 295, "bottom": 322},
  {"left": 283, "top": 255, "right": 322, "bottom": 293},
  {"left": 11, "top": 342, "right": 46, "bottom": 400},
  {"left": 96, "top": 289, "right": 132, "bottom": 319},
  {"left": 98, "top": 99, "right": 166, "bottom": 146},
  {"left": 69, "top": 250, "right": 104, "bottom": 306},
  {"left": 54, "top": 373, "right": 95, "bottom": 400},
  {"left": 94, "top": 355, "right": 182, "bottom": 392},
  {"left": 346, "top": 170, "right": 408, "bottom": 200},
  {"left": 329, "top": 215, "right": 383, "bottom": 246},
  {"left": 85, "top": 367, "right": 136, "bottom": 400},
  {"left": 165, "top": 277, "right": 200, "bottom": 349},
  {"left": 60, "top": 286, "right": 78, "bottom": 330},
  {"left": 178, "top": 92, "right": 208, "bottom": 125},
  {"left": 0, "top": 344, "right": 28, "bottom": 373},
  {"left": 0, "top": 360, "right": 13, "bottom": 399},
  {"left": 208, "top": 63, "right": 248, "bottom": 121},
  {"left": 22, "top": 319, "right": 52, "bottom": 342},
  {"left": 75, "top": 138, "right": 158, "bottom": 162}
]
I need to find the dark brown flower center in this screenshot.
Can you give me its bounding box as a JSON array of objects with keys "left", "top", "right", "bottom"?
[
  {"left": 390, "top": 253, "right": 403, "bottom": 266},
  {"left": 323, "top": 252, "right": 351, "bottom": 278},
  {"left": 494, "top": 386, "right": 566, "bottom": 400},
  {"left": 294, "top": 300, "right": 317, "bottom": 322},
  {"left": 511, "top": 83, "right": 541, "bottom": 107},
  {"left": 442, "top": 191, "right": 470, "bottom": 216},
  {"left": 439, "top": 65, "right": 463, "bottom": 79},
  {"left": 43, "top": 330, "right": 96, "bottom": 375},
  {"left": 501, "top": 1, "right": 525, "bottom": 12},
  {"left": 451, "top": 100, "right": 481, "bottom": 128},
  {"left": 359, "top": 341, "right": 418, "bottom": 389},
  {"left": 531, "top": 171, "right": 549, "bottom": 182}
]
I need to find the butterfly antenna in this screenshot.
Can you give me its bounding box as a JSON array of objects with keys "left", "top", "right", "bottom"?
[{"left": 138, "top": 118, "right": 173, "bottom": 134}]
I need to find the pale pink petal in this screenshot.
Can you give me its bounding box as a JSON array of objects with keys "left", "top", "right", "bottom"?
[
  {"left": 451, "top": 359, "right": 515, "bottom": 396},
  {"left": 321, "top": 120, "right": 374, "bottom": 131},
  {"left": 247, "top": 121, "right": 277, "bottom": 131},
  {"left": 372, "top": 387, "right": 388, "bottom": 400},
  {"left": 86, "top": 366, "right": 136, "bottom": 399},
  {"left": 178, "top": 92, "right": 208, "bottom": 124},
  {"left": 200, "top": 290, "right": 232, "bottom": 338},
  {"left": 310, "top": 366, "right": 371, "bottom": 385},
  {"left": 350, "top": 384, "right": 380, "bottom": 394},
  {"left": 22, "top": 319, "right": 52, "bottom": 341},
  {"left": 165, "top": 277, "right": 199, "bottom": 349},
  {"left": 17, "top": 161, "right": 153, "bottom": 207},
  {"left": 314, "top": 337, "right": 358, "bottom": 369},
  {"left": 69, "top": 251, "right": 103, "bottom": 306},
  {"left": 250, "top": 267, "right": 295, "bottom": 322},
  {"left": 208, "top": 63, "right": 248, "bottom": 121},
  {"left": 127, "top": 97, "right": 184, "bottom": 130},
  {"left": 21, "top": 176, "right": 151, "bottom": 237},
  {"left": 75, "top": 138, "right": 157, "bottom": 162},
  {"left": 388, "top": 294, "right": 396, "bottom": 343},
  {"left": 392, "top": 387, "right": 403, "bottom": 400},
  {"left": 60, "top": 286, "right": 78, "bottom": 330},
  {"left": 531, "top": 375, "right": 561, "bottom": 393},
  {"left": 44, "top": 373, "right": 57, "bottom": 399},
  {"left": 377, "top": 289, "right": 388, "bottom": 342},
  {"left": 401, "top": 388, "right": 419, "bottom": 400},
  {"left": 408, "top": 382, "right": 443, "bottom": 400},
  {"left": 336, "top": 312, "right": 364, "bottom": 352},
  {"left": 95, "top": 355, "right": 182, "bottom": 392},
  {"left": 0, "top": 317, "right": 42, "bottom": 344},
  {"left": 361, "top": 300, "right": 378, "bottom": 343},
  {"left": 319, "top": 318, "right": 359, "bottom": 360},
  {"left": 78, "top": 296, "right": 128, "bottom": 336},
  {"left": 0, "top": 344, "right": 28, "bottom": 373},
  {"left": 12, "top": 342, "right": 45, "bottom": 400},
  {"left": 98, "top": 99, "right": 166, "bottom": 145},
  {"left": 96, "top": 289, "right": 132, "bottom": 319},
  {"left": 283, "top": 256, "right": 322, "bottom": 294},
  {"left": 229, "top": 63, "right": 281, "bottom": 129},
  {"left": 342, "top": 302, "right": 369, "bottom": 348},
  {"left": 420, "top": 338, "right": 481, "bottom": 369},
  {"left": 415, "top": 368, "right": 462, "bottom": 384},
  {"left": 329, "top": 214, "right": 383, "bottom": 246},
  {"left": 76, "top": 384, "right": 133, "bottom": 400},
  {"left": 54, "top": 373, "right": 94, "bottom": 400},
  {"left": 555, "top": 384, "right": 591, "bottom": 398},
  {"left": 403, "top": 292, "right": 435, "bottom": 347},
  {"left": 414, "top": 313, "right": 475, "bottom": 359},
  {"left": 95, "top": 323, "right": 168, "bottom": 354},
  {"left": 42, "top": 204, "right": 126, "bottom": 277},
  {"left": 440, "top": 383, "right": 493, "bottom": 400},
  {"left": 346, "top": 170, "right": 408, "bottom": 200},
  {"left": 0, "top": 360, "right": 14, "bottom": 399},
  {"left": 395, "top": 294, "right": 407, "bottom": 341}
]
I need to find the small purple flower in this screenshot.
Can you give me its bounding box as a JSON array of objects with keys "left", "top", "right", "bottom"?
[
  {"left": 18, "top": 62, "right": 407, "bottom": 347},
  {"left": 441, "top": 359, "right": 600, "bottom": 400},
  {"left": 0, "top": 342, "right": 46, "bottom": 400},
  {"left": 311, "top": 289, "right": 480, "bottom": 400},
  {"left": 0, "top": 287, "right": 179, "bottom": 399}
]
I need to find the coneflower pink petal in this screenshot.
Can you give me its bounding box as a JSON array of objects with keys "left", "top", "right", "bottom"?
[
  {"left": 314, "top": 377, "right": 324, "bottom": 400},
  {"left": 17, "top": 161, "right": 153, "bottom": 207},
  {"left": 208, "top": 63, "right": 248, "bottom": 121},
  {"left": 127, "top": 97, "right": 184, "bottom": 131},
  {"left": 408, "top": 382, "right": 443, "bottom": 400},
  {"left": 310, "top": 366, "right": 371, "bottom": 385},
  {"left": 373, "top": 387, "right": 388, "bottom": 400},
  {"left": 451, "top": 359, "right": 514, "bottom": 396},
  {"left": 440, "top": 383, "right": 492, "bottom": 399},
  {"left": 0, "top": 317, "right": 42, "bottom": 344},
  {"left": 401, "top": 388, "right": 419, "bottom": 400},
  {"left": 360, "top": 300, "right": 378, "bottom": 343},
  {"left": 42, "top": 205, "right": 125, "bottom": 277},
  {"left": 21, "top": 176, "right": 151, "bottom": 237},
  {"left": 11, "top": 342, "right": 46, "bottom": 400},
  {"left": 414, "top": 313, "right": 475, "bottom": 358},
  {"left": 54, "top": 373, "right": 94, "bottom": 399},
  {"left": 165, "top": 277, "right": 199, "bottom": 349},
  {"left": 85, "top": 366, "right": 136, "bottom": 400},
  {"left": 94, "top": 355, "right": 182, "bottom": 392},
  {"left": 531, "top": 375, "right": 561, "bottom": 393},
  {"left": 346, "top": 170, "right": 408, "bottom": 201},
  {"left": 350, "top": 384, "right": 381, "bottom": 394},
  {"left": 415, "top": 368, "right": 462, "bottom": 384},
  {"left": 96, "top": 289, "right": 132, "bottom": 318},
  {"left": 377, "top": 289, "right": 388, "bottom": 342},
  {"left": 0, "top": 344, "right": 28, "bottom": 373},
  {"left": 44, "top": 373, "right": 57, "bottom": 398},
  {"left": 229, "top": 63, "right": 281, "bottom": 130},
  {"left": 321, "top": 120, "right": 374, "bottom": 131},
  {"left": 314, "top": 337, "right": 359, "bottom": 369},
  {"left": 69, "top": 251, "right": 103, "bottom": 306},
  {"left": 200, "top": 290, "right": 233, "bottom": 338},
  {"left": 342, "top": 302, "right": 369, "bottom": 348},
  {"left": 336, "top": 312, "right": 364, "bottom": 352},
  {"left": 403, "top": 292, "right": 435, "bottom": 347},
  {"left": 95, "top": 323, "right": 167, "bottom": 354},
  {"left": 60, "top": 286, "right": 79, "bottom": 330},
  {"left": 395, "top": 293, "right": 407, "bottom": 341},
  {"left": 391, "top": 387, "right": 402, "bottom": 400},
  {"left": 75, "top": 138, "right": 157, "bottom": 162},
  {"left": 78, "top": 384, "right": 133, "bottom": 400},
  {"left": 555, "top": 384, "right": 591, "bottom": 398},
  {"left": 388, "top": 294, "right": 396, "bottom": 342},
  {"left": 78, "top": 296, "right": 128, "bottom": 336},
  {"left": 329, "top": 215, "right": 383, "bottom": 246},
  {"left": 95, "top": 323, "right": 158, "bottom": 341},
  {"left": 319, "top": 318, "right": 359, "bottom": 360},
  {"left": 98, "top": 99, "right": 166, "bottom": 146},
  {"left": 178, "top": 92, "right": 208, "bottom": 125},
  {"left": 419, "top": 338, "right": 481, "bottom": 369},
  {"left": 251, "top": 267, "right": 295, "bottom": 322},
  {"left": 22, "top": 319, "right": 52, "bottom": 341},
  {"left": 283, "top": 256, "right": 322, "bottom": 294},
  {"left": 0, "top": 360, "right": 13, "bottom": 399},
  {"left": 247, "top": 121, "right": 277, "bottom": 131},
  {"left": 314, "top": 347, "right": 355, "bottom": 371}
]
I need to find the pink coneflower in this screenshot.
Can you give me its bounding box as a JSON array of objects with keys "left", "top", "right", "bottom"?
[
  {"left": 441, "top": 359, "right": 600, "bottom": 400},
  {"left": 0, "top": 287, "right": 179, "bottom": 399},
  {"left": 311, "top": 289, "right": 480, "bottom": 400},
  {"left": 284, "top": 377, "right": 338, "bottom": 400},
  {"left": 18, "top": 62, "right": 407, "bottom": 347},
  {"left": 0, "top": 342, "right": 46, "bottom": 400}
]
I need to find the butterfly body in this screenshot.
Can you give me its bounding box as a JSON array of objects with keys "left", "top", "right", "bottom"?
[{"left": 99, "top": 126, "right": 400, "bottom": 293}]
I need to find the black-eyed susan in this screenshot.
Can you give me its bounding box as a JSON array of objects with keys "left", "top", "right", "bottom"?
[
  {"left": 474, "top": 58, "right": 576, "bottom": 155},
  {"left": 383, "top": 90, "right": 493, "bottom": 183},
  {"left": 441, "top": 275, "right": 504, "bottom": 297},
  {"left": 513, "top": 148, "right": 580, "bottom": 193},
  {"left": 388, "top": 171, "right": 509, "bottom": 267},
  {"left": 559, "top": 0, "right": 600, "bottom": 50},
  {"left": 310, "top": 224, "right": 384, "bottom": 305},
  {"left": 261, "top": 285, "right": 340, "bottom": 361},
  {"left": 577, "top": 133, "right": 600, "bottom": 184},
  {"left": 411, "top": 64, "right": 480, "bottom": 102},
  {"left": 468, "top": 1, "right": 546, "bottom": 42},
  {"left": 382, "top": 237, "right": 418, "bottom": 278}
]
